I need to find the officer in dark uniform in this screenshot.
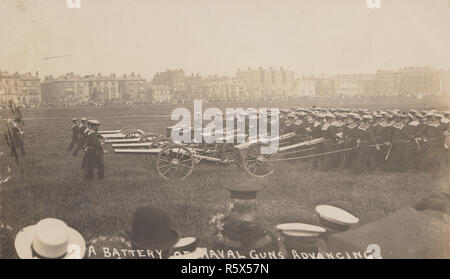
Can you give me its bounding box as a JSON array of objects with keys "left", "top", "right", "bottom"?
[
  {"left": 68, "top": 118, "right": 80, "bottom": 154},
  {"left": 82, "top": 120, "right": 105, "bottom": 180},
  {"left": 10, "top": 119, "right": 25, "bottom": 156},
  {"left": 73, "top": 117, "right": 88, "bottom": 156}
]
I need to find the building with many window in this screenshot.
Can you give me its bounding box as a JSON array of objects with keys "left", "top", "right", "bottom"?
[
  {"left": 153, "top": 69, "right": 185, "bottom": 100},
  {"left": 334, "top": 74, "right": 375, "bottom": 97},
  {"left": 41, "top": 73, "right": 90, "bottom": 105},
  {"left": 201, "top": 75, "right": 248, "bottom": 102},
  {"left": 374, "top": 70, "right": 397, "bottom": 96},
  {"left": 145, "top": 84, "right": 173, "bottom": 104},
  {"left": 396, "top": 67, "right": 440, "bottom": 97},
  {"left": 0, "top": 71, "right": 41, "bottom": 106},
  {"left": 236, "top": 67, "right": 295, "bottom": 101},
  {"left": 86, "top": 73, "right": 120, "bottom": 102},
  {"left": 119, "top": 73, "right": 146, "bottom": 101},
  {"left": 185, "top": 73, "right": 203, "bottom": 101},
  {"left": 295, "top": 76, "right": 316, "bottom": 97}
]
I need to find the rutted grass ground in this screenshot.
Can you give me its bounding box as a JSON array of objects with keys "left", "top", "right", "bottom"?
[{"left": 1, "top": 97, "right": 449, "bottom": 250}]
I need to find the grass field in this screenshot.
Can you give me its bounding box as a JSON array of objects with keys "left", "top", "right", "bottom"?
[{"left": 1, "top": 96, "right": 449, "bottom": 255}]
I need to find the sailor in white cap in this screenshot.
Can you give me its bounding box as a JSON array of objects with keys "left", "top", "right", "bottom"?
[
  {"left": 14, "top": 218, "right": 86, "bottom": 259},
  {"left": 276, "top": 223, "right": 326, "bottom": 258},
  {"left": 315, "top": 205, "right": 359, "bottom": 238}
]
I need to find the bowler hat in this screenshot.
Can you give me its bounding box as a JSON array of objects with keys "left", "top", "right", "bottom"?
[{"left": 126, "top": 206, "right": 179, "bottom": 251}]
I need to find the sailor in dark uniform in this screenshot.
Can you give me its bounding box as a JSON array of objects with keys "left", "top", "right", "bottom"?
[
  {"left": 352, "top": 115, "right": 379, "bottom": 174},
  {"left": 388, "top": 114, "right": 416, "bottom": 171},
  {"left": 321, "top": 114, "right": 339, "bottom": 171},
  {"left": 82, "top": 120, "right": 104, "bottom": 180},
  {"left": 341, "top": 114, "right": 360, "bottom": 169},
  {"left": 68, "top": 118, "right": 80, "bottom": 154},
  {"left": 420, "top": 114, "right": 446, "bottom": 172},
  {"left": 72, "top": 117, "right": 88, "bottom": 156},
  {"left": 310, "top": 114, "right": 325, "bottom": 170},
  {"left": 9, "top": 119, "right": 25, "bottom": 156}
]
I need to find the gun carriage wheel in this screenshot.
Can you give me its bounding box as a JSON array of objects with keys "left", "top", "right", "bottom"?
[
  {"left": 156, "top": 144, "right": 195, "bottom": 181},
  {"left": 242, "top": 143, "right": 277, "bottom": 177}
]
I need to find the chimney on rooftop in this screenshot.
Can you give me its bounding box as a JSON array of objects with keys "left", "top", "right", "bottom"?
[{"left": 36, "top": 71, "right": 39, "bottom": 77}]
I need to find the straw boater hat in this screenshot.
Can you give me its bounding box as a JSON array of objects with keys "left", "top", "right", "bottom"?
[{"left": 15, "top": 218, "right": 86, "bottom": 259}]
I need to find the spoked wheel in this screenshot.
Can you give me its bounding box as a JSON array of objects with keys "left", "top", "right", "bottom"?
[
  {"left": 242, "top": 143, "right": 278, "bottom": 177},
  {"left": 156, "top": 144, "right": 195, "bottom": 181}
]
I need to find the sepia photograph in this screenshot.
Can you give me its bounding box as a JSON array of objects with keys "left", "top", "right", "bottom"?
[{"left": 0, "top": 0, "right": 449, "bottom": 265}]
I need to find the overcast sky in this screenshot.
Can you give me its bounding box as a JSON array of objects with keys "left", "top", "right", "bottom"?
[{"left": 1, "top": 0, "right": 449, "bottom": 79}]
